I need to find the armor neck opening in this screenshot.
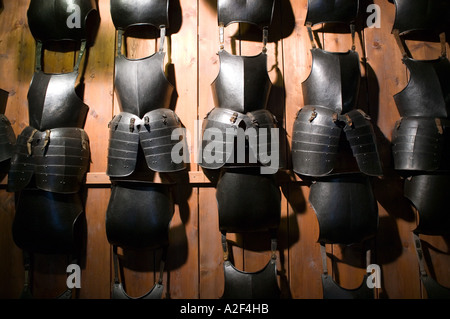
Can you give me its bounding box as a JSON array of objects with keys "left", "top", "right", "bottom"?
[
  {"left": 393, "top": 29, "right": 447, "bottom": 60},
  {"left": 116, "top": 25, "right": 167, "bottom": 60},
  {"left": 306, "top": 22, "right": 356, "bottom": 52}
]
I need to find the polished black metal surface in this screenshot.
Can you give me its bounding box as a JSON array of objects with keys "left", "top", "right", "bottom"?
[
  {"left": 27, "top": 0, "right": 98, "bottom": 42},
  {"left": 106, "top": 182, "right": 174, "bottom": 249},
  {"left": 217, "top": 0, "right": 275, "bottom": 28},
  {"left": 114, "top": 52, "right": 174, "bottom": 117},
  {"left": 110, "top": 0, "right": 169, "bottom": 30},
  {"left": 305, "top": 0, "right": 359, "bottom": 26},
  {"left": 309, "top": 174, "right": 379, "bottom": 245},
  {"left": 27, "top": 71, "right": 89, "bottom": 131}
]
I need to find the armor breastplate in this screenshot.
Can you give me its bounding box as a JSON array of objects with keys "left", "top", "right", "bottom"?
[
  {"left": 222, "top": 258, "right": 280, "bottom": 299},
  {"left": 302, "top": 48, "right": 361, "bottom": 114},
  {"left": 392, "top": 0, "right": 450, "bottom": 35},
  {"left": 218, "top": 0, "right": 275, "bottom": 28},
  {"left": 216, "top": 168, "right": 281, "bottom": 233},
  {"left": 12, "top": 189, "right": 84, "bottom": 254},
  {"left": 114, "top": 53, "right": 174, "bottom": 117},
  {"left": 394, "top": 57, "right": 450, "bottom": 118},
  {"left": 110, "top": 0, "right": 169, "bottom": 30},
  {"left": 212, "top": 50, "right": 272, "bottom": 113},
  {"left": 305, "top": 0, "right": 359, "bottom": 26},
  {"left": 27, "top": 0, "right": 98, "bottom": 42},
  {"left": 27, "top": 71, "right": 89, "bottom": 130},
  {"left": 309, "top": 174, "right": 379, "bottom": 244},
  {"left": 7, "top": 127, "right": 90, "bottom": 193},
  {"left": 106, "top": 183, "right": 174, "bottom": 249}
]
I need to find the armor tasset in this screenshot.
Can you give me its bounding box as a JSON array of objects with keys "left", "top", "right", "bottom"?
[{"left": 391, "top": 0, "right": 450, "bottom": 298}]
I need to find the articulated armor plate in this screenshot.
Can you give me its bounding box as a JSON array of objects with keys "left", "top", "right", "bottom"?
[
  {"left": 404, "top": 174, "right": 450, "bottom": 236},
  {"left": 12, "top": 189, "right": 84, "bottom": 254},
  {"left": 27, "top": 71, "right": 89, "bottom": 130},
  {"left": 8, "top": 127, "right": 90, "bottom": 193},
  {"left": 106, "top": 183, "right": 174, "bottom": 249},
  {"left": 114, "top": 52, "right": 175, "bottom": 117},
  {"left": 392, "top": 0, "right": 450, "bottom": 35},
  {"left": 305, "top": 0, "right": 359, "bottom": 26},
  {"left": 216, "top": 168, "right": 280, "bottom": 233},
  {"left": 200, "top": 108, "right": 277, "bottom": 169},
  {"left": 111, "top": 0, "right": 169, "bottom": 30},
  {"left": 309, "top": 174, "right": 378, "bottom": 245},
  {"left": 218, "top": 0, "right": 275, "bottom": 28},
  {"left": 292, "top": 48, "right": 382, "bottom": 177},
  {"left": 107, "top": 109, "right": 185, "bottom": 176},
  {"left": 222, "top": 257, "right": 280, "bottom": 299},
  {"left": 27, "top": 0, "right": 98, "bottom": 42}
]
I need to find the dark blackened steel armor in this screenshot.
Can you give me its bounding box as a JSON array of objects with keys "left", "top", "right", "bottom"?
[
  {"left": 110, "top": 0, "right": 169, "bottom": 30},
  {"left": 292, "top": 48, "right": 382, "bottom": 177},
  {"left": 392, "top": 57, "right": 450, "bottom": 172},
  {"left": 12, "top": 189, "right": 84, "bottom": 254},
  {"left": 0, "top": 89, "right": 15, "bottom": 163},
  {"left": 27, "top": 0, "right": 98, "bottom": 42},
  {"left": 305, "top": 0, "right": 359, "bottom": 26},
  {"left": 106, "top": 183, "right": 174, "bottom": 249},
  {"left": 309, "top": 174, "right": 379, "bottom": 245},
  {"left": 218, "top": 0, "right": 275, "bottom": 28},
  {"left": 392, "top": 0, "right": 450, "bottom": 36},
  {"left": 108, "top": 0, "right": 185, "bottom": 176}
]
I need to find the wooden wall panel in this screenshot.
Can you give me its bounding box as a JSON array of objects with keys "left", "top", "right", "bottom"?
[{"left": 0, "top": 0, "right": 448, "bottom": 300}]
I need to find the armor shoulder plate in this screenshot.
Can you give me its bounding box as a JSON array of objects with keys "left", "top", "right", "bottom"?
[
  {"left": 218, "top": 0, "right": 275, "bottom": 28},
  {"left": 305, "top": 0, "right": 359, "bottom": 26},
  {"left": 27, "top": 0, "right": 98, "bottom": 42},
  {"left": 110, "top": 0, "right": 169, "bottom": 30}
]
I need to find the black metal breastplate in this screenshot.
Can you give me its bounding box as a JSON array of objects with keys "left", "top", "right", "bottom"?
[
  {"left": 27, "top": 71, "right": 89, "bottom": 130},
  {"left": 114, "top": 53, "right": 174, "bottom": 117},
  {"left": 302, "top": 48, "right": 361, "bottom": 114},
  {"left": 394, "top": 57, "right": 450, "bottom": 118},
  {"left": 111, "top": 0, "right": 169, "bottom": 31},
  {"left": 212, "top": 50, "right": 272, "bottom": 113},
  {"left": 218, "top": 0, "right": 275, "bottom": 28}
]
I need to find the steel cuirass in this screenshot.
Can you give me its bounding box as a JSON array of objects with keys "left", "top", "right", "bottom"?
[
  {"left": 392, "top": 57, "right": 450, "bottom": 172},
  {"left": 218, "top": 0, "right": 275, "bottom": 28},
  {"left": 292, "top": 49, "right": 382, "bottom": 177},
  {"left": 0, "top": 89, "right": 15, "bottom": 163},
  {"left": 110, "top": 0, "right": 169, "bottom": 31}
]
